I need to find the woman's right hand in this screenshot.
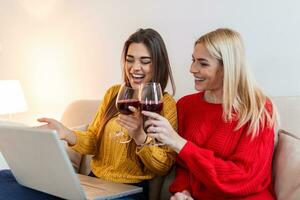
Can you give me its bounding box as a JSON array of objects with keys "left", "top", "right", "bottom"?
[
  {"left": 117, "top": 106, "right": 147, "bottom": 145},
  {"left": 37, "top": 118, "right": 76, "bottom": 145},
  {"left": 142, "top": 111, "right": 187, "bottom": 153}
]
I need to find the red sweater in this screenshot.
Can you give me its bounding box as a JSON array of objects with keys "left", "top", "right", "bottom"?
[{"left": 169, "top": 92, "right": 275, "bottom": 200}]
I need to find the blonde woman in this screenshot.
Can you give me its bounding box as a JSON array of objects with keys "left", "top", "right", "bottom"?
[{"left": 143, "top": 28, "right": 277, "bottom": 200}]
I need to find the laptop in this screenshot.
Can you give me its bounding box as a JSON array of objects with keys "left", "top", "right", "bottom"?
[{"left": 0, "top": 125, "right": 142, "bottom": 200}]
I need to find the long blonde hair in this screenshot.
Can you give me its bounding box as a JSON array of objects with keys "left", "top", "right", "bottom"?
[{"left": 196, "top": 28, "right": 277, "bottom": 138}]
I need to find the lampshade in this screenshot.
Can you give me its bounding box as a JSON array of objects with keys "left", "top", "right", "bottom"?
[{"left": 0, "top": 80, "right": 28, "bottom": 115}]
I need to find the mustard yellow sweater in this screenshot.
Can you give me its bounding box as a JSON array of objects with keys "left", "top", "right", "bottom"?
[{"left": 72, "top": 85, "right": 177, "bottom": 183}]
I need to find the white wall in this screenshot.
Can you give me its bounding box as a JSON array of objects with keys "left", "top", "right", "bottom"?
[{"left": 0, "top": 0, "right": 300, "bottom": 125}]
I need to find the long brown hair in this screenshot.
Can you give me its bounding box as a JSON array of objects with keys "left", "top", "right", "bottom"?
[{"left": 95, "top": 28, "right": 175, "bottom": 157}]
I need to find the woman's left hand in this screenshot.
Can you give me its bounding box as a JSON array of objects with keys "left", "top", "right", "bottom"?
[
  {"left": 117, "top": 106, "right": 147, "bottom": 145},
  {"left": 170, "top": 190, "right": 194, "bottom": 200},
  {"left": 142, "top": 111, "right": 187, "bottom": 153}
]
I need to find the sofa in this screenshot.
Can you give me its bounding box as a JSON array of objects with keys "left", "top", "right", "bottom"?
[{"left": 62, "top": 96, "right": 300, "bottom": 200}]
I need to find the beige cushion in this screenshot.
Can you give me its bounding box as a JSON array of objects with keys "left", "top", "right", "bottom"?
[
  {"left": 78, "top": 154, "right": 93, "bottom": 175},
  {"left": 66, "top": 146, "right": 82, "bottom": 172},
  {"left": 272, "top": 97, "right": 300, "bottom": 137},
  {"left": 60, "top": 100, "right": 100, "bottom": 128},
  {"left": 60, "top": 100, "right": 100, "bottom": 174},
  {"left": 274, "top": 129, "right": 300, "bottom": 200},
  {"left": 65, "top": 124, "right": 89, "bottom": 172}
]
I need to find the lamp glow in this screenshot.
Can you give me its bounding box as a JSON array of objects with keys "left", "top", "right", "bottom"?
[{"left": 0, "top": 80, "right": 28, "bottom": 115}]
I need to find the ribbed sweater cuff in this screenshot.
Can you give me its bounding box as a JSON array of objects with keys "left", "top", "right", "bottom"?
[
  {"left": 178, "top": 141, "right": 212, "bottom": 163},
  {"left": 70, "top": 130, "right": 86, "bottom": 152},
  {"left": 178, "top": 141, "right": 194, "bottom": 160}
]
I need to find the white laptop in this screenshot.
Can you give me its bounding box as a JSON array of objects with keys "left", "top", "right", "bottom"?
[{"left": 0, "top": 125, "right": 142, "bottom": 200}]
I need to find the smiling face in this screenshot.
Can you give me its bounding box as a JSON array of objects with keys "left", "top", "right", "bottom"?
[
  {"left": 190, "top": 43, "right": 224, "bottom": 94},
  {"left": 124, "top": 43, "right": 153, "bottom": 90}
]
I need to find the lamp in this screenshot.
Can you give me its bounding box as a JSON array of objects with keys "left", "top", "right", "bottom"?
[
  {"left": 0, "top": 80, "right": 28, "bottom": 119},
  {"left": 0, "top": 80, "right": 27, "bottom": 169}
]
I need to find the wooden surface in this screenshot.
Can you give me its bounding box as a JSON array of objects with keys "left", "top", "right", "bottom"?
[{"left": 78, "top": 174, "right": 143, "bottom": 200}]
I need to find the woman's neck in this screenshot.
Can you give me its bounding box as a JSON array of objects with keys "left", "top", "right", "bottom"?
[{"left": 204, "top": 90, "right": 223, "bottom": 104}]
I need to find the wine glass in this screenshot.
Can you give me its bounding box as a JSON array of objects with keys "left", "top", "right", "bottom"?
[
  {"left": 114, "top": 84, "right": 140, "bottom": 143},
  {"left": 139, "top": 82, "right": 164, "bottom": 146}
]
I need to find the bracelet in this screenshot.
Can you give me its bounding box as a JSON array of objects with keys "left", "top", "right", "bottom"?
[
  {"left": 137, "top": 135, "right": 150, "bottom": 147},
  {"left": 141, "top": 135, "right": 149, "bottom": 145}
]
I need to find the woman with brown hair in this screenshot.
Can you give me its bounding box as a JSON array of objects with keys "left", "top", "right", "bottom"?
[{"left": 38, "top": 28, "right": 177, "bottom": 199}]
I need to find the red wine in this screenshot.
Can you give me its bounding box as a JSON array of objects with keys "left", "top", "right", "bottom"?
[
  {"left": 141, "top": 101, "right": 163, "bottom": 132},
  {"left": 117, "top": 99, "right": 140, "bottom": 115},
  {"left": 140, "top": 101, "right": 163, "bottom": 113}
]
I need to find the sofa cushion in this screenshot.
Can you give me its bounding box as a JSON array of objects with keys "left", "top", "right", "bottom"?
[
  {"left": 66, "top": 145, "right": 82, "bottom": 172},
  {"left": 274, "top": 129, "right": 300, "bottom": 200},
  {"left": 65, "top": 124, "right": 89, "bottom": 172},
  {"left": 60, "top": 100, "right": 100, "bottom": 128},
  {"left": 160, "top": 166, "right": 175, "bottom": 200},
  {"left": 272, "top": 97, "right": 300, "bottom": 137}
]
